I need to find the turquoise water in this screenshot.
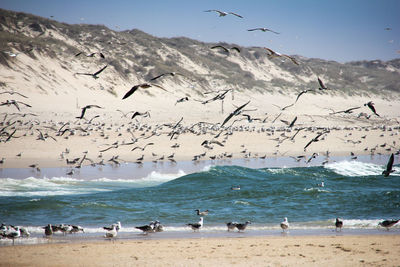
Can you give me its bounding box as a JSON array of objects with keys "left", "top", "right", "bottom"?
[{"left": 1, "top": 157, "right": 399, "bottom": 242}]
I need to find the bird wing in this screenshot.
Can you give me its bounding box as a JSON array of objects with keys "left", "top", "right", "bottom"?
[
  {"left": 283, "top": 54, "right": 299, "bottom": 65},
  {"left": 122, "top": 85, "right": 140, "bottom": 100},
  {"left": 149, "top": 83, "right": 167, "bottom": 91},
  {"left": 264, "top": 47, "right": 277, "bottom": 56},
  {"left": 247, "top": 28, "right": 260, "bottom": 31},
  {"left": 86, "top": 104, "right": 103, "bottom": 109},
  {"left": 149, "top": 73, "right": 166, "bottom": 81},
  {"left": 75, "top": 52, "right": 83, "bottom": 57},
  {"left": 211, "top": 45, "right": 229, "bottom": 53},
  {"left": 93, "top": 65, "right": 108, "bottom": 76},
  {"left": 230, "top": 47, "right": 241, "bottom": 53},
  {"left": 77, "top": 107, "right": 86, "bottom": 119},
  {"left": 386, "top": 153, "right": 394, "bottom": 172},
  {"left": 288, "top": 116, "right": 297, "bottom": 128},
  {"left": 228, "top": 12, "right": 243, "bottom": 18},
  {"left": 221, "top": 112, "right": 235, "bottom": 127},
  {"left": 318, "top": 77, "right": 327, "bottom": 89}
]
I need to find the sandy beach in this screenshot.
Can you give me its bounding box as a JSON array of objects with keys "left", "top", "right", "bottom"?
[{"left": 1, "top": 234, "right": 399, "bottom": 266}]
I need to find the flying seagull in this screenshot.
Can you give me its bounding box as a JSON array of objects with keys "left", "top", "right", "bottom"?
[
  {"left": 364, "top": 101, "right": 380, "bottom": 117},
  {"left": 122, "top": 83, "right": 166, "bottom": 100},
  {"left": 0, "top": 91, "right": 28, "bottom": 98},
  {"left": 317, "top": 77, "right": 329, "bottom": 90},
  {"left": 75, "top": 65, "right": 107, "bottom": 79},
  {"left": 0, "top": 100, "right": 31, "bottom": 111},
  {"left": 76, "top": 104, "right": 103, "bottom": 119},
  {"left": 248, "top": 27, "right": 280, "bottom": 34},
  {"left": 382, "top": 153, "right": 394, "bottom": 177},
  {"left": 329, "top": 107, "right": 361, "bottom": 115},
  {"left": 264, "top": 47, "right": 299, "bottom": 65},
  {"left": 221, "top": 101, "right": 250, "bottom": 127},
  {"left": 204, "top": 10, "right": 243, "bottom": 18},
  {"left": 75, "top": 51, "right": 105, "bottom": 59},
  {"left": 211, "top": 45, "right": 241, "bottom": 54},
  {"left": 149, "top": 72, "right": 186, "bottom": 81},
  {"left": 304, "top": 131, "right": 329, "bottom": 151}
]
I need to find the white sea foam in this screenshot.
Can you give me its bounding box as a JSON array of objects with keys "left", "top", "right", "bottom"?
[
  {"left": 325, "top": 160, "right": 400, "bottom": 177},
  {"left": 0, "top": 170, "right": 186, "bottom": 197}
]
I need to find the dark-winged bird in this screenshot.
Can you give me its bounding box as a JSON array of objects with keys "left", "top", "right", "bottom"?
[
  {"left": 382, "top": 153, "right": 394, "bottom": 177},
  {"left": 75, "top": 65, "right": 107, "bottom": 79},
  {"left": 379, "top": 219, "right": 399, "bottom": 230},
  {"left": 221, "top": 101, "right": 250, "bottom": 127},
  {"left": 204, "top": 10, "right": 243, "bottom": 18},
  {"left": 335, "top": 218, "right": 343, "bottom": 231},
  {"left": 317, "top": 77, "right": 329, "bottom": 90},
  {"left": 76, "top": 105, "right": 103, "bottom": 119},
  {"left": 122, "top": 83, "right": 166, "bottom": 100},
  {"left": 248, "top": 27, "right": 280, "bottom": 34},
  {"left": 364, "top": 101, "right": 380, "bottom": 117}
]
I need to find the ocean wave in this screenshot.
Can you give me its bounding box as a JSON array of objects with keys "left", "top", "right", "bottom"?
[
  {"left": 0, "top": 170, "right": 186, "bottom": 197},
  {"left": 324, "top": 160, "right": 399, "bottom": 177}
]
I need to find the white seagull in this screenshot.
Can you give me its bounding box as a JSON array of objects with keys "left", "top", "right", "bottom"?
[{"left": 280, "top": 217, "right": 289, "bottom": 232}]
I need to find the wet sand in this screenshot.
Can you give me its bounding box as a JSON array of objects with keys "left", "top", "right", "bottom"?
[{"left": 1, "top": 234, "right": 399, "bottom": 266}]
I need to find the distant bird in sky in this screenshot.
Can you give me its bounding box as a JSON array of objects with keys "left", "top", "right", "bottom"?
[
  {"left": 221, "top": 100, "right": 250, "bottom": 126},
  {"left": 204, "top": 10, "right": 243, "bottom": 18},
  {"left": 76, "top": 104, "right": 103, "bottom": 119},
  {"left": 248, "top": 27, "right": 280, "bottom": 34},
  {"left": 75, "top": 65, "right": 107, "bottom": 79},
  {"left": 264, "top": 47, "right": 299, "bottom": 65},
  {"left": 382, "top": 153, "right": 394, "bottom": 177},
  {"left": 364, "top": 101, "right": 380, "bottom": 117},
  {"left": 122, "top": 83, "right": 166, "bottom": 100}
]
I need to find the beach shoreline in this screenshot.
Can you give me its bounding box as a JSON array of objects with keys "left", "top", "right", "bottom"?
[{"left": 1, "top": 234, "right": 399, "bottom": 266}]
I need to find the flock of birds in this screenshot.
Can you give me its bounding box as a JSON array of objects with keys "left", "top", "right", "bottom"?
[{"left": 2, "top": 212, "right": 399, "bottom": 245}]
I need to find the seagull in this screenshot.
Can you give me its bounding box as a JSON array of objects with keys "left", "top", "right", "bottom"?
[
  {"left": 75, "top": 65, "right": 108, "bottom": 79},
  {"left": 335, "top": 218, "right": 343, "bottom": 232},
  {"left": 175, "top": 96, "right": 189, "bottom": 105},
  {"left": 226, "top": 222, "right": 237, "bottom": 231},
  {"left": 329, "top": 107, "right": 361, "bottom": 115},
  {"left": 317, "top": 77, "right": 329, "bottom": 90},
  {"left": 204, "top": 10, "right": 243, "bottom": 18},
  {"left": 304, "top": 131, "right": 329, "bottom": 151},
  {"left": 382, "top": 153, "right": 395, "bottom": 177},
  {"left": 135, "top": 222, "right": 155, "bottom": 234},
  {"left": 195, "top": 209, "right": 209, "bottom": 216},
  {"left": 76, "top": 105, "right": 103, "bottom": 119},
  {"left": 187, "top": 217, "right": 203, "bottom": 232},
  {"left": 75, "top": 51, "right": 105, "bottom": 59},
  {"left": 103, "top": 221, "right": 121, "bottom": 232},
  {"left": 122, "top": 83, "right": 166, "bottom": 100},
  {"left": 43, "top": 224, "right": 53, "bottom": 237},
  {"left": 0, "top": 91, "right": 28, "bottom": 98},
  {"left": 264, "top": 47, "right": 299, "bottom": 65},
  {"left": 104, "top": 225, "right": 118, "bottom": 238},
  {"left": 211, "top": 45, "right": 241, "bottom": 54},
  {"left": 131, "top": 111, "right": 151, "bottom": 119},
  {"left": 364, "top": 101, "right": 380, "bottom": 117},
  {"left": 221, "top": 101, "right": 250, "bottom": 126},
  {"left": 235, "top": 221, "right": 251, "bottom": 232},
  {"left": 248, "top": 27, "right": 280, "bottom": 34},
  {"left": 149, "top": 72, "right": 186, "bottom": 81},
  {"left": 379, "top": 219, "right": 399, "bottom": 230},
  {"left": 0, "top": 100, "right": 31, "bottom": 111},
  {"left": 280, "top": 217, "right": 289, "bottom": 232}
]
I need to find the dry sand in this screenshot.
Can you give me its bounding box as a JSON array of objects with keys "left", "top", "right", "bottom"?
[{"left": 1, "top": 235, "right": 399, "bottom": 266}]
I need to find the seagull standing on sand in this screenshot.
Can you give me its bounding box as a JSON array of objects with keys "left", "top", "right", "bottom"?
[
  {"left": 280, "top": 217, "right": 289, "bottom": 233},
  {"left": 104, "top": 225, "right": 118, "bottom": 238},
  {"left": 187, "top": 217, "right": 203, "bottom": 232},
  {"left": 103, "top": 221, "right": 121, "bottom": 232}
]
